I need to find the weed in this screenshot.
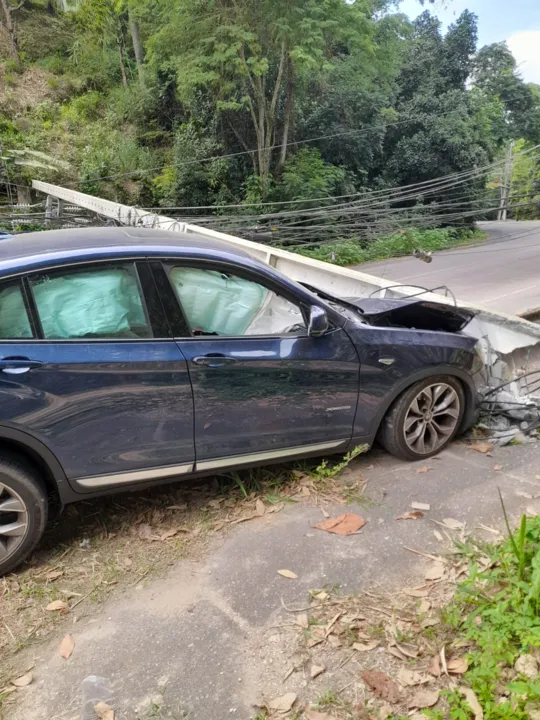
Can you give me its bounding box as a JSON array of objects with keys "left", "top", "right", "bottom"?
[
  {"left": 310, "top": 445, "right": 368, "bottom": 482},
  {"left": 426, "top": 511, "right": 540, "bottom": 719}
]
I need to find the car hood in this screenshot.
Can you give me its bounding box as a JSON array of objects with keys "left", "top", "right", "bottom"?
[{"left": 344, "top": 296, "right": 475, "bottom": 334}]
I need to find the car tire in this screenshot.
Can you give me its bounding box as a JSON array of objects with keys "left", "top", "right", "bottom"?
[
  {"left": 0, "top": 454, "right": 48, "bottom": 576},
  {"left": 379, "top": 376, "right": 466, "bottom": 461}
]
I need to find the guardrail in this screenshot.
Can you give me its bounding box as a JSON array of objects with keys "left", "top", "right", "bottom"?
[{"left": 31, "top": 180, "right": 540, "bottom": 380}]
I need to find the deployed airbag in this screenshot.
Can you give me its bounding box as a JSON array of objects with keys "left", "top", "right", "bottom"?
[
  {"left": 31, "top": 268, "right": 148, "bottom": 339},
  {"left": 170, "top": 267, "right": 269, "bottom": 336},
  {"left": 0, "top": 284, "right": 33, "bottom": 338}
]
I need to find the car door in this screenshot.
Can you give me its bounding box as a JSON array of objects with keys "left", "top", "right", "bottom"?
[
  {"left": 151, "top": 260, "right": 360, "bottom": 470},
  {"left": 0, "top": 261, "right": 195, "bottom": 491}
]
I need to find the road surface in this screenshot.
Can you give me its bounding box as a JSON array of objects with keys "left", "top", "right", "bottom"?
[{"left": 355, "top": 220, "right": 540, "bottom": 316}]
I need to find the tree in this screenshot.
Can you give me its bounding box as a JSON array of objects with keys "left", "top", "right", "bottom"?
[
  {"left": 148, "top": 0, "right": 373, "bottom": 198},
  {"left": 472, "top": 42, "right": 540, "bottom": 143},
  {"left": 0, "top": 0, "right": 25, "bottom": 64}
]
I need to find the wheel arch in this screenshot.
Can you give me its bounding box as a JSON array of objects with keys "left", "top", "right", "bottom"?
[
  {"left": 370, "top": 365, "right": 477, "bottom": 443},
  {"left": 0, "top": 425, "right": 69, "bottom": 507}
]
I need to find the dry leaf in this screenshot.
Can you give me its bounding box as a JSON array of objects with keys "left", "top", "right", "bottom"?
[
  {"left": 353, "top": 640, "right": 379, "bottom": 652},
  {"left": 310, "top": 664, "right": 325, "bottom": 679},
  {"left": 421, "top": 617, "right": 440, "bottom": 628},
  {"left": 442, "top": 518, "right": 464, "bottom": 530},
  {"left": 411, "top": 502, "right": 431, "bottom": 511},
  {"left": 471, "top": 441, "right": 494, "bottom": 454},
  {"left": 448, "top": 657, "right": 468, "bottom": 674},
  {"left": 460, "top": 688, "right": 483, "bottom": 719},
  {"left": 396, "top": 511, "right": 424, "bottom": 521},
  {"left": 296, "top": 613, "right": 309, "bottom": 629},
  {"left": 11, "top": 672, "right": 33, "bottom": 688},
  {"left": 418, "top": 599, "right": 431, "bottom": 613},
  {"left": 277, "top": 569, "right": 297, "bottom": 579},
  {"left": 327, "top": 634, "right": 342, "bottom": 648},
  {"left": 440, "top": 646, "right": 448, "bottom": 675},
  {"left": 361, "top": 670, "right": 401, "bottom": 704},
  {"left": 403, "top": 587, "right": 429, "bottom": 598},
  {"left": 305, "top": 711, "right": 334, "bottom": 720},
  {"left": 59, "top": 634, "right": 74, "bottom": 659},
  {"left": 255, "top": 499, "right": 266, "bottom": 516},
  {"left": 395, "top": 642, "right": 419, "bottom": 659},
  {"left": 314, "top": 513, "right": 366, "bottom": 536},
  {"left": 396, "top": 667, "right": 428, "bottom": 687},
  {"left": 160, "top": 529, "right": 177, "bottom": 540},
  {"left": 416, "top": 466, "right": 432, "bottom": 473},
  {"left": 494, "top": 464, "right": 503, "bottom": 471},
  {"left": 45, "top": 570, "right": 64, "bottom": 581},
  {"left": 46, "top": 600, "right": 68, "bottom": 612},
  {"left": 320, "top": 508, "right": 330, "bottom": 519},
  {"left": 433, "top": 530, "right": 444, "bottom": 542},
  {"left": 517, "top": 491, "right": 533, "bottom": 499},
  {"left": 408, "top": 690, "right": 440, "bottom": 709},
  {"left": 267, "top": 692, "right": 297, "bottom": 712},
  {"left": 428, "top": 655, "right": 441, "bottom": 677},
  {"left": 388, "top": 645, "right": 408, "bottom": 661},
  {"left": 94, "top": 702, "right": 114, "bottom": 720},
  {"left": 425, "top": 563, "right": 445, "bottom": 581}
]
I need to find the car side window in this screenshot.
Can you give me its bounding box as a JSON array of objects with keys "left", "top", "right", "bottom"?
[
  {"left": 0, "top": 280, "right": 34, "bottom": 339},
  {"left": 169, "top": 266, "right": 307, "bottom": 337},
  {"left": 29, "top": 264, "right": 153, "bottom": 340}
]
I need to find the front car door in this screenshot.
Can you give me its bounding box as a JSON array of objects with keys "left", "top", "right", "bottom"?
[
  {"left": 151, "top": 259, "right": 360, "bottom": 471},
  {"left": 0, "top": 260, "right": 194, "bottom": 492}
]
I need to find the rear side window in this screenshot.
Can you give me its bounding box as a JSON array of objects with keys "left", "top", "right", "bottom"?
[
  {"left": 29, "top": 264, "right": 152, "bottom": 340},
  {"left": 0, "top": 281, "right": 33, "bottom": 339}
]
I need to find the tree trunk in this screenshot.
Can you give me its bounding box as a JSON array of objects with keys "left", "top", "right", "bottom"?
[
  {"left": 117, "top": 38, "right": 128, "bottom": 88},
  {"left": 17, "top": 184, "right": 32, "bottom": 205},
  {"left": 0, "top": 0, "right": 21, "bottom": 64},
  {"left": 277, "top": 58, "right": 295, "bottom": 173},
  {"left": 128, "top": 7, "right": 144, "bottom": 88}
]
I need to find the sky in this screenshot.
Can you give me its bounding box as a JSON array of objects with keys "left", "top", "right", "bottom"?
[{"left": 399, "top": 0, "right": 540, "bottom": 83}]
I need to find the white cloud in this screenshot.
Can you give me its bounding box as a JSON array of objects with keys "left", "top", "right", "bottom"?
[{"left": 506, "top": 30, "right": 540, "bottom": 84}]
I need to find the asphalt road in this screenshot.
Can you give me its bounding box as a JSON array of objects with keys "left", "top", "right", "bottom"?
[{"left": 355, "top": 220, "right": 540, "bottom": 316}]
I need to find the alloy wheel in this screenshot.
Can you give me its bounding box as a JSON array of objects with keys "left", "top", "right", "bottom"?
[
  {"left": 0, "top": 483, "right": 29, "bottom": 562},
  {"left": 404, "top": 383, "right": 461, "bottom": 455}
]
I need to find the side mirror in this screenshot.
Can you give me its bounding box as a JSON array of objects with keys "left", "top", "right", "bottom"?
[{"left": 308, "top": 305, "right": 329, "bottom": 337}]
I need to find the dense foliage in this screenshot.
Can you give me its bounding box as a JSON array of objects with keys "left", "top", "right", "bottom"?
[{"left": 1, "top": 0, "right": 539, "bottom": 237}]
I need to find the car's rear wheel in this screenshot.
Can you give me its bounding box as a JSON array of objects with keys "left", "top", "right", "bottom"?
[
  {"left": 0, "top": 454, "right": 48, "bottom": 576},
  {"left": 379, "top": 376, "right": 465, "bottom": 461}
]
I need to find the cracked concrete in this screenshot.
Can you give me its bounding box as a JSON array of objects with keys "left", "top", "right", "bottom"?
[{"left": 5, "top": 440, "right": 540, "bottom": 720}]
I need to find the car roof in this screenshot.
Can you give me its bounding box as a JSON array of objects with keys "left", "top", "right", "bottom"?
[{"left": 0, "top": 226, "right": 255, "bottom": 277}]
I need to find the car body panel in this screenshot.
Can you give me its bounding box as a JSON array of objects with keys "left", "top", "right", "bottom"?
[
  {"left": 176, "top": 330, "right": 360, "bottom": 464},
  {"left": 0, "top": 340, "right": 195, "bottom": 487},
  {"left": 345, "top": 322, "right": 477, "bottom": 440}
]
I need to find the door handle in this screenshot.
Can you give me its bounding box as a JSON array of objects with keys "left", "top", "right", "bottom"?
[
  {"left": 192, "top": 354, "right": 237, "bottom": 368},
  {"left": 0, "top": 358, "right": 44, "bottom": 375}
]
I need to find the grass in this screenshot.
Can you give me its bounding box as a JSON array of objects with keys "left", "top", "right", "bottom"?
[
  {"left": 421, "top": 510, "right": 540, "bottom": 720},
  {"left": 292, "top": 227, "right": 487, "bottom": 267}
]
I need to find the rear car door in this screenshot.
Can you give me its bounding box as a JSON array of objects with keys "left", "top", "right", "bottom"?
[
  {"left": 0, "top": 261, "right": 194, "bottom": 492},
  {"left": 151, "top": 260, "right": 360, "bottom": 470}
]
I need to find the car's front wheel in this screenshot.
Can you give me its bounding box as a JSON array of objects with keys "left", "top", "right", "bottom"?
[
  {"left": 0, "top": 454, "right": 48, "bottom": 576},
  {"left": 379, "top": 376, "right": 465, "bottom": 461}
]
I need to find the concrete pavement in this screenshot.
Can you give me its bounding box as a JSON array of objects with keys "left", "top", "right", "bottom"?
[
  {"left": 356, "top": 221, "right": 540, "bottom": 316},
  {"left": 7, "top": 440, "right": 540, "bottom": 720}
]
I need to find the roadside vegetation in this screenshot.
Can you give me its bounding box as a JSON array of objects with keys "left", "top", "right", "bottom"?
[
  {"left": 256, "top": 504, "right": 540, "bottom": 719},
  {"left": 1, "top": 0, "right": 540, "bottom": 253},
  {"left": 296, "top": 228, "right": 487, "bottom": 267}
]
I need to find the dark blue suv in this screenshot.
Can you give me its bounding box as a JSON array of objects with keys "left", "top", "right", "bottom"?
[{"left": 0, "top": 227, "right": 478, "bottom": 573}]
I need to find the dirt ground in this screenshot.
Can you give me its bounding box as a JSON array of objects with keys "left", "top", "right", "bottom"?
[{"left": 2, "top": 439, "right": 540, "bottom": 719}]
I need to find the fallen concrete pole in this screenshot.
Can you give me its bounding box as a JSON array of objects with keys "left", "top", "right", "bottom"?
[{"left": 31, "top": 180, "right": 540, "bottom": 390}]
